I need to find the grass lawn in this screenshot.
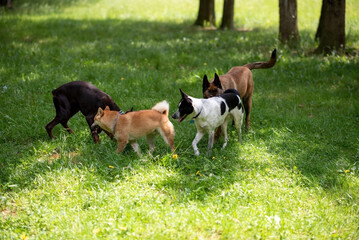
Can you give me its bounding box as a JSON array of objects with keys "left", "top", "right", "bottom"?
[{"left": 1, "top": 0, "right": 359, "bottom": 239}]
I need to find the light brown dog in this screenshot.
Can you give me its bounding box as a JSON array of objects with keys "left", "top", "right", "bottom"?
[
  {"left": 92, "top": 101, "right": 175, "bottom": 155},
  {"left": 203, "top": 49, "right": 277, "bottom": 131}
]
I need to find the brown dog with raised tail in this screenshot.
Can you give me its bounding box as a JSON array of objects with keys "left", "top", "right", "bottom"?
[
  {"left": 92, "top": 101, "right": 175, "bottom": 156},
  {"left": 203, "top": 49, "right": 277, "bottom": 131}
]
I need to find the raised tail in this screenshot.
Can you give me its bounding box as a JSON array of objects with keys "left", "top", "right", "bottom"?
[
  {"left": 152, "top": 100, "right": 170, "bottom": 115},
  {"left": 242, "top": 49, "right": 277, "bottom": 70}
]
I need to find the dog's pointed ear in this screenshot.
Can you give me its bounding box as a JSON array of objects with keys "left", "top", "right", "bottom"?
[
  {"left": 214, "top": 73, "right": 222, "bottom": 89},
  {"left": 179, "top": 88, "right": 188, "bottom": 99},
  {"left": 97, "top": 107, "right": 104, "bottom": 117},
  {"left": 202, "top": 74, "right": 210, "bottom": 93},
  {"left": 125, "top": 107, "right": 134, "bottom": 114},
  {"left": 104, "top": 106, "right": 110, "bottom": 111}
]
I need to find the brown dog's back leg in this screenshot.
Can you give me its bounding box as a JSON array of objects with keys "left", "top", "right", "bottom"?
[
  {"left": 243, "top": 97, "right": 252, "bottom": 131},
  {"left": 214, "top": 126, "right": 222, "bottom": 143},
  {"left": 146, "top": 132, "right": 157, "bottom": 155},
  {"left": 158, "top": 123, "right": 175, "bottom": 151}
]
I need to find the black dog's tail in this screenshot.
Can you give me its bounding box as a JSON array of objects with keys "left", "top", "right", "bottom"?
[
  {"left": 242, "top": 49, "right": 276, "bottom": 70},
  {"left": 223, "top": 89, "right": 240, "bottom": 97}
]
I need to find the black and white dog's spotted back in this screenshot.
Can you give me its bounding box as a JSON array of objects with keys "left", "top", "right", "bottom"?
[{"left": 172, "top": 85, "right": 244, "bottom": 155}]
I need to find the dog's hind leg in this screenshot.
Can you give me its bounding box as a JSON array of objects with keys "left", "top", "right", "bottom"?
[
  {"left": 157, "top": 122, "right": 175, "bottom": 151},
  {"left": 45, "top": 95, "right": 77, "bottom": 138},
  {"left": 60, "top": 97, "right": 78, "bottom": 134},
  {"left": 208, "top": 130, "right": 215, "bottom": 154},
  {"left": 231, "top": 110, "right": 243, "bottom": 143},
  {"left": 46, "top": 96, "right": 64, "bottom": 138},
  {"left": 61, "top": 121, "right": 73, "bottom": 134},
  {"left": 243, "top": 96, "right": 252, "bottom": 131},
  {"left": 146, "top": 132, "right": 157, "bottom": 155},
  {"left": 45, "top": 118, "right": 59, "bottom": 139},
  {"left": 221, "top": 118, "right": 230, "bottom": 149},
  {"left": 192, "top": 131, "right": 205, "bottom": 156},
  {"left": 130, "top": 141, "right": 141, "bottom": 156},
  {"left": 214, "top": 126, "right": 222, "bottom": 143}
]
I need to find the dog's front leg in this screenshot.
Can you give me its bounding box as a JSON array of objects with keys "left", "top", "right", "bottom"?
[
  {"left": 87, "top": 116, "right": 100, "bottom": 143},
  {"left": 208, "top": 130, "right": 215, "bottom": 154},
  {"left": 192, "top": 131, "right": 205, "bottom": 156},
  {"left": 116, "top": 139, "right": 128, "bottom": 154},
  {"left": 91, "top": 127, "right": 100, "bottom": 143}
]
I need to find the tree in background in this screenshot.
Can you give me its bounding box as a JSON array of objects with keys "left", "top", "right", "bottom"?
[
  {"left": 194, "top": 0, "right": 216, "bottom": 27},
  {"left": 0, "top": 0, "right": 13, "bottom": 8},
  {"left": 220, "top": 0, "right": 235, "bottom": 30},
  {"left": 315, "top": 0, "right": 345, "bottom": 54},
  {"left": 279, "top": 0, "right": 299, "bottom": 45}
]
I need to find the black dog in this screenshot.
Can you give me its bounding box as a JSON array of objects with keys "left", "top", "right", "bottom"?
[{"left": 45, "top": 81, "right": 124, "bottom": 143}]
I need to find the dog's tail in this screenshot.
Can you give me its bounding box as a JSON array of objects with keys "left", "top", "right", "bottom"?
[
  {"left": 152, "top": 100, "right": 170, "bottom": 116},
  {"left": 223, "top": 89, "right": 240, "bottom": 97},
  {"left": 242, "top": 49, "right": 276, "bottom": 70}
]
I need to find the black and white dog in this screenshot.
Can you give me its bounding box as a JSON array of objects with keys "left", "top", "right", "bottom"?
[{"left": 172, "top": 83, "right": 244, "bottom": 155}]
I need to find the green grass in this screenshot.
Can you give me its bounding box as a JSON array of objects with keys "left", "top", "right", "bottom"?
[{"left": 1, "top": 0, "right": 359, "bottom": 239}]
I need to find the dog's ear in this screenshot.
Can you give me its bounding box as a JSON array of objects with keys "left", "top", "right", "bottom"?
[
  {"left": 104, "top": 106, "right": 110, "bottom": 111},
  {"left": 97, "top": 107, "right": 104, "bottom": 117},
  {"left": 214, "top": 73, "right": 222, "bottom": 89},
  {"left": 202, "top": 74, "right": 210, "bottom": 93},
  {"left": 179, "top": 88, "right": 189, "bottom": 99},
  {"left": 125, "top": 107, "right": 134, "bottom": 114}
]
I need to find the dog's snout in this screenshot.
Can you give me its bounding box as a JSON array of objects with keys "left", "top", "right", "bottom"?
[{"left": 172, "top": 111, "right": 179, "bottom": 119}]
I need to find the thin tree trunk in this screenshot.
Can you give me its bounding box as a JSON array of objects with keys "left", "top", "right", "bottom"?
[
  {"left": 194, "top": 0, "right": 216, "bottom": 27},
  {"left": 220, "top": 0, "right": 235, "bottom": 30},
  {"left": 279, "top": 0, "right": 299, "bottom": 44}
]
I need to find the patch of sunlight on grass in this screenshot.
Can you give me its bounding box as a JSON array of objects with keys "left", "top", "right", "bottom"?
[{"left": 60, "top": 0, "right": 197, "bottom": 22}]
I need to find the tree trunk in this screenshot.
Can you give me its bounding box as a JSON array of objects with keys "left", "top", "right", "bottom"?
[
  {"left": 315, "top": 0, "right": 345, "bottom": 54},
  {"left": 279, "top": 0, "right": 299, "bottom": 44},
  {"left": 194, "top": 0, "right": 216, "bottom": 27},
  {"left": 220, "top": 0, "right": 235, "bottom": 30},
  {"left": 0, "top": 0, "right": 13, "bottom": 8},
  {"left": 315, "top": 1, "right": 326, "bottom": 41}
]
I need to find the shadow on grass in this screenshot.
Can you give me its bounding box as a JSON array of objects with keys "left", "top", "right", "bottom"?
[
  {"left": 1, "top": 16, "right": 358, "bottom": 203},
  {"left": 4, "top": 0, "right": 99, "bottom": 13}
]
